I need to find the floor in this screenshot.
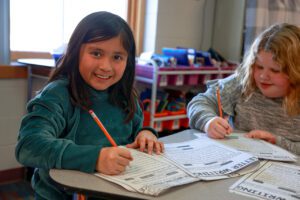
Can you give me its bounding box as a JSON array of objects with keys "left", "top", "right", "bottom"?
[{"left": 0, "top": 181, "right": 34, "bottom": 200}]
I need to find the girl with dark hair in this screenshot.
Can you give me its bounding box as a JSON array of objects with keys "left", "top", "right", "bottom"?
[{"left": 16, "top": 11, "right": 163, "bottom": 199}]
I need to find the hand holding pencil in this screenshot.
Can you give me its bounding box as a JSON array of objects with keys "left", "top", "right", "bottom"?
[
  {"left": 205, "top": 86, "right": 233, "bottom": 139},
  {"left": 89, "top": 109, "right": 163, "bottom": 175}
]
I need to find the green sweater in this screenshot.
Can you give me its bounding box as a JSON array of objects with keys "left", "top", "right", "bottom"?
[{"left": 15, "top": 78, "right": 144, "bottom": 199}]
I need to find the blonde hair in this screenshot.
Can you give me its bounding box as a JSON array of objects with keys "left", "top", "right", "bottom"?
[{"left": 237, "top": 23, "right": 300, "bottom": 116}]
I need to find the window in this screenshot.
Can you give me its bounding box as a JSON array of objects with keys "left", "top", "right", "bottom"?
[{"left": 10, "top": 0, "right": 128, "bottom": 59}]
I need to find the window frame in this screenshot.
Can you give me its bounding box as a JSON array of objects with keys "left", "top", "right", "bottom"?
[{"left": 10, "top": 0, "right": 145, "bottom": 61}]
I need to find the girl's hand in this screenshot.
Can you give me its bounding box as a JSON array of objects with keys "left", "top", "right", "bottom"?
[
  {"left": 246, "top": 130, "right": 276, "bottom": 144},
  {"left": 126, "top": 130, "right": 164, "bottom": 155},
  {"left": 96, "top": 147, "right": 133, "bottom": 175},
  {"left": 206, "top": 116, "right": 233, "bottom": 139}
]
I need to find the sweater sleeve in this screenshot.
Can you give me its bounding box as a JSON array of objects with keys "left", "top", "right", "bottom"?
[
  {"left": 276, "top": 136, "right": 300, "bottom": 155},
  {"left": 187, "top": 75, "right": 241, "bottom": 132},
  {"left": 187, "top": 80, "right": 220, "bottom": 131},
  {"left": 15, "top": 82, "right": 101, "bottom": 173},
  {"left": 132, "top": 100, "right": 144, "bottom": 138}
]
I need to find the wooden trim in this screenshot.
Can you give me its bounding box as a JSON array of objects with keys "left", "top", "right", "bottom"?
[
  {"left": 0, "top": 65, "right": 28, "bottom": 79},
  {"left": 0, "top": 167, "right": 26, "bottom": 185},
  {"left": 127, "top": 0, "right": 146, "bottom": 56},
  {"left": 10, "top": 51, "right": 52, "bottom": 62},
  {"left": 9, "top": 1, "right": 143, "bottom": 60},
  {"left": 31, "top": 67, "right": 53, "bottom": 77}
]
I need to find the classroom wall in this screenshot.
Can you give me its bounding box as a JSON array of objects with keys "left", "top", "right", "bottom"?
[
  {"left": 143, "top": 0, "right": 159, "bottom": 53},
  {"left": 212, "top": 0, "right": 245, "bottom": 62},
  {"left": 0, "top": 79, "right": 27, "bottom": 170},
  {"left": 143, "top": 0, "right": 215, "bottom": 55},
  {"left": 143, "top": 0, "right": 245, "bottom": 62}
]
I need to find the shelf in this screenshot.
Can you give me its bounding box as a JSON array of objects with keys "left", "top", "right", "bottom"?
[
  {"left": 136, "top": 69, "right": 235, "bottom": 76},
  {"left": 135, "top": 76, "right": 153, "bottom": 84},
  {"left": 156, "top": 69, "right": 235, "bottom": 75},
  {"left": 136, "top": 64, "right": 236, "bottom": 86},
  {"left": 136, "top": 69, "right": 234, "bottom": 81},
  {"left": 136, "top": 64, "right": 236, "bottom": 76},
  {"left": 136, "top": 61, "right": 236, "bottom": 132}
]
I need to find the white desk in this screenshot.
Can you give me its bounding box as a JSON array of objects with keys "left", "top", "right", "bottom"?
[
  {"left": 17, "top": 58, "right": 55, "bottom": 101},
  {"left": 49, "top": 129, "right": 299, "bottom": 200}
]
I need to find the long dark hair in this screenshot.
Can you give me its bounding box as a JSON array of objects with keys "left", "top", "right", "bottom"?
[{"left": 48, "top": 11, "right": 137, "bottom": 122}]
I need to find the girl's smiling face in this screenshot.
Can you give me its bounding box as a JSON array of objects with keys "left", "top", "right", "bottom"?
[
  {"left": 253, "top": 50, "right": 290, "bottom": 98},
  {"left": 79, "top": 35, "right": 128, "bottom": 91}
]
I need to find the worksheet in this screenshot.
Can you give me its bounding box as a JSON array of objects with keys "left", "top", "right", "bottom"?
[
  {"left": 211, "top": 133, "right": 297, "bottom": 162},
  {"left": 95, "top": 137, "right": 259, "bottom": 196},
  {"left": 95, "top": 148, "right": 200, "bottom": 196},
  {"left": 230, "top": 161, "right": 300, "bottom": 200},
  {"left": 163, "top": 137, "right": 258, "bottom": 179}
]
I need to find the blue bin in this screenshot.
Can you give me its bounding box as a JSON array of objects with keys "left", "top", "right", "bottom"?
[{"left": 162, "top": 48, "right": 189, "bottom": 66}]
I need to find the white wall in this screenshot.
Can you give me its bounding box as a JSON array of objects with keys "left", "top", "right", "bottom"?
[
  {"left": 143, "top": 0, "right": 159, "bottom": 53},
  {"left": 0, "top": 79, "right": 27, "bottom": 170},
  {"left": 212, "top": 0, "right": 245, "bottom": 62},
  {"left": 143, "top": 0, "right": 216, "bottom": 54},
  {"left": 143, "top": 0, "right": 245, "bottom": 62}
]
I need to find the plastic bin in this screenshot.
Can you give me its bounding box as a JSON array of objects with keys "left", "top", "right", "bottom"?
[
  {"left": 163, "top": 109, "right": 186, "bottom": 131},
  {"left": 163, "top": 119, "right": 180, "bottom": 131},
  {"left": 184, "top": 74, "right": 199, "bottom": 85},
  {"left": 136, "top": 64, "right": 161, "bottom": 86},
  {"left": 136, "top": 64, "right": 171, "bottom": 86},
  {"left": 143, "top": 111, "right": 168, "bottom": 132},
  {"left": 168, "top": 74, "right": 184, "bottom": 86},
  {"left": 180, "top": 118, "right": 189, "bottom": 128}
]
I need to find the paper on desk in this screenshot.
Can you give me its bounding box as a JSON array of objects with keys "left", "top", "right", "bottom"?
[
  {"left": 230, "top": 161, "right": 300, "bottom": 200},
  {"left": 212, "top": 133, "right": 297, "bottom": 162},
  {"left": 200, "top": 160, "right": 266, "bottom": 181},
  {"left": 95, "top": 148, "right": 200, "bottom": 196},
  {"left": 163, "top": 137, "right": 258, "bottom": 180}
]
